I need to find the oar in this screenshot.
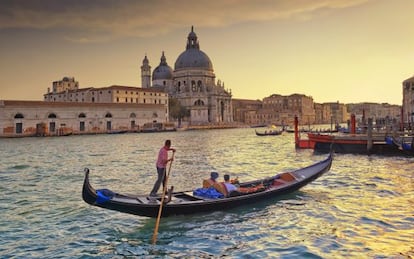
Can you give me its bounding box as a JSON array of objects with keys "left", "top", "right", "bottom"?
[{"left": 151, "top": 152, "right": 175, "bottom": 245}]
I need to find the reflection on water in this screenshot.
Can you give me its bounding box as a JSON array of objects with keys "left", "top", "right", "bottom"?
[{"left": 0, "top": 128, "right": 413, "bottom": 258}]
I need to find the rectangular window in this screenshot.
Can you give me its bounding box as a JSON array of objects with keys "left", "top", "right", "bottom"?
[
  {"left": 15, "top": 123, "right": 23, "bottom": 134},
  {"left": 80, "top": 121, "right": 85, "bottom": 131},
  {"left": 49, "top": 122, "right": 56, "bottom": 133}
]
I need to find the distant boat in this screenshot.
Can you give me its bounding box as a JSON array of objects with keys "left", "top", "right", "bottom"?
[
  {"left": 385, "top": 136, "right": 414, "bottom": 154},
  {"left": 255, "top": 129, "right": 283, "bottom": 136},
  {"left": 141, "top": 122, "right": 177, "bottom": 133},
  {"left": 107, "top": 130, "right": 128, "bottom": 134}
]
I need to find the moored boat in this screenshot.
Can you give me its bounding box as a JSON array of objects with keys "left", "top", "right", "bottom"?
[{"left": 82, "top": 154, "right": 333, "bottom": 217}]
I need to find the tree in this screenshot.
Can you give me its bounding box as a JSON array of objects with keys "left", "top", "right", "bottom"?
[{"left": 169, "top": 97, "right": 189, "bottom": 127}]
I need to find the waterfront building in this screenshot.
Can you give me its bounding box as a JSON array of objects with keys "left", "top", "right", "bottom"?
[
  {"left": 261, "top": 94, "right": 315, "bottom": 125},
  {"left": 403, "top": 75, "right": 414, "bottom": 128},
  {"left": 141, "top": 26, "right": 233, "bottom": 125},
  {"left": 321, "top": 102, "right": 348, "bottom": 125},
  {"left": 232, "top": 99, "right": 263, "bottom": 125},
  {"left": 346, "top": 102, "right": 401, "bottom": 127},
  {"left": 0, "top": 100, "right": 165, "bottom": 137}
]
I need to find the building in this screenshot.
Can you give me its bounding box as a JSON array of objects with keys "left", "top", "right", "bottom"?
[
  {"left": 346, "top": 102, "right": 401, "bottom": 127},
  {"left": 141, "top": 26, "right": 233, "bottom": 125},
  {"left": 232, "top": 99, "right": 263, "bottom": 125},
  {"left": 44, "top": 80, "right": 168, "bottom": 107},
  {"left": 403, "top": 75, "right": 414, "bottom": 128},
  {"left": 0, "top": 100, "right": 166, "bottom": 137},
  {"left": 243, "top": 93, "right": 315, "bottom": 126}
]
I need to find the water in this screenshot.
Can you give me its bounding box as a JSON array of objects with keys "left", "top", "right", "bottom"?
[{"left": 0, "top": 128, "right": 413, "bottom": 258}]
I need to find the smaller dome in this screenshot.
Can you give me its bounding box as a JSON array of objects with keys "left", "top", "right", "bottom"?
[{"left": 153, "top": 52, "right": 173, "bottom": 80}]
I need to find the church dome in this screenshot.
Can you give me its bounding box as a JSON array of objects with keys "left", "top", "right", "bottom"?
[
  {"left": 174, "top": 26, "right": 213, "bottom": 71},
  {"left": 153, "top": 52, "right": 173, "bottom": 80}
]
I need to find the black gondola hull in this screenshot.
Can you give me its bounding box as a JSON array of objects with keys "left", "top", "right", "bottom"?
[{"left": 82, "top": 154, "right": 333, "bottom": 217}]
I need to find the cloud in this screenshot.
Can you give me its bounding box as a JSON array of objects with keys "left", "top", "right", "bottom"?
[{"left": 0, "top": 0, "right": 373, "bottom": 42}]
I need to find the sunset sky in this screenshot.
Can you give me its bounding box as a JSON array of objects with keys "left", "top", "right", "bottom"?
[{"left": 0, "top": 0, "right": 413, "bottom": 105}]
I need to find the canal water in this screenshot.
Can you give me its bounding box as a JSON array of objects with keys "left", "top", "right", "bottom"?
[{"left": 0, "top": 128, "right": 413, "bottom": 258}]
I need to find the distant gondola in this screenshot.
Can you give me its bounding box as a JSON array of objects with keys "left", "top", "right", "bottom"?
[
  {"left": 255, "top": 129, "right": 283, "bottom": 136},
  {"left": 82, "top": 153, "right": 333, "bottom": 218}
]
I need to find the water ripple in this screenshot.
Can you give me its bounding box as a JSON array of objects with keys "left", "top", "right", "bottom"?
[{"left": 0, "top": 129, "right": 413, "bottom": 258}]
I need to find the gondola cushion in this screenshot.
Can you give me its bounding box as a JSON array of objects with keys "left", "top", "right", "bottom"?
[
  {"left": 96, "top": 189, "right": 115, "bottom": 204},
  {"left": 193, "top": 187, "right": 224, "bottom": 199}
]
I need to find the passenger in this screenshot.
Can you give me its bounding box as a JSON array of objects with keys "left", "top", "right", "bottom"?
[
  {"left": 222, "top": 174, "right": 239, "bottom": 196},
  {"left": 203, "top": 172, "right": 219, "bottom": 188}
]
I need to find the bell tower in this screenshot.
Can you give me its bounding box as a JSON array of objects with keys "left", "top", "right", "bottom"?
[{"left": 141, "top": 55, "right": 151, "bottom": 88}]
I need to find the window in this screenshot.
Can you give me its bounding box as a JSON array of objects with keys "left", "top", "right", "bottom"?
[
  {"left": 49, "top": 122, "right": 56, "bottom": 133},
  {"left": 78, "top": 113, "right": 86, "bottom": 118},
  {"left": 80, "top": 121, "right": 85, "bottom": 131},
  {"left": 15, "top": 123, "right": 23, "bottom": 134},
  {"left": 105, "top": 113, "right": 112, "bottom": 118},
  {"left": 14, "top": 113, "right": 24, "bottom": 119},
  {"left": 48, "top": 113, "right": 57, "bottom": 118}
]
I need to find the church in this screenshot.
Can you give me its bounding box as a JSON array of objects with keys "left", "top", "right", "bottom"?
[{"left": 141, "top": 26, "right": 233, "bottom": 125}]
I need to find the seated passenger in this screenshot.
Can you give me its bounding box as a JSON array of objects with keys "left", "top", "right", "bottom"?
[
  {"left": 203, "top": 172, "right": 219, "bottom": 188},
  {"left": 219, "top": 174, "right": 239, "bottom": 197}
]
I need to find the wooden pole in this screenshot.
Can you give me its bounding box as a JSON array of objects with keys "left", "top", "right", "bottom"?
[
  {"left": 367, "top": 118, "right": 373, "bottom": 153},
  {"left": 151, "top": 152, "right": 174, "bottom": 245},
  {"left": 294, "top": 116, "right": 299, "bottom": 148}
]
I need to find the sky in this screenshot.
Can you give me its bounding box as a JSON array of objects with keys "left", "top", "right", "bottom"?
[{"left": 0, "top": 0, "right": 413, "bottom": 105}]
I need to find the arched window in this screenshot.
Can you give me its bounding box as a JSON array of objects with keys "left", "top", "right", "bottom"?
[
  {"left": 14, "top": 113, "right": 24, "bottom": 119},
  {"left": 78, "top": 113, "right": 86, "bottom": 118},
  {"left": 197, "top": 80, "right": 203, "bottom": 92},
  {"left": 105, "top": 113, "right": 112, "bottom": 118},
  {"left": 194, "top": 99, "right": 204, "bottom": 106},
  {"left": 48, "top": 113, "right": 57, "bottom": 119},
  {"left": 130, "top": 113, "right": 136, "bottom": 118}
]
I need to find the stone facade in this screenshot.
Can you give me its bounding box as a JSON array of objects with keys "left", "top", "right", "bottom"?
[
  {"left": 0, "top": 100, "right": 166, "bottom": 137},
  {"left": 44, "top": 82, "right": 168, "bottom": 107}
]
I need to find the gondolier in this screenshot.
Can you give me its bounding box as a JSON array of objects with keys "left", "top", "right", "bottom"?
[{"left": 149, "top": 140, "right": 176, "bottom": 197}]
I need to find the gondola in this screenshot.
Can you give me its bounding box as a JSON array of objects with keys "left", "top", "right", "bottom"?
[
  {"left": 82, "top": 153, "right": 333, "bottom": 218},
  {"left": 255, "top": 129, "right": 283, "bottom": 136}
]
